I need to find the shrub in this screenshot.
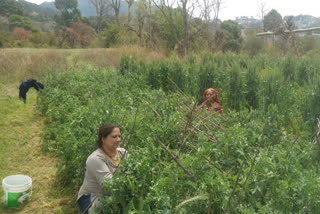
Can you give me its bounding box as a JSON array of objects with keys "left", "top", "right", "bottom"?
[{"left": 36, "top": 53, "right": 320, "bottom": 213}]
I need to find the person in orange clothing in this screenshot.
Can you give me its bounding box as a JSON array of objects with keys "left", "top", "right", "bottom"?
[{"left": 200, "top": 88, "right": 223, "bottom": 114}]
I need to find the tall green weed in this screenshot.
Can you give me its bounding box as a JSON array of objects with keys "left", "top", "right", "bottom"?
[{"left": 36, "top": 53, "right": 320, "bottom": 213}]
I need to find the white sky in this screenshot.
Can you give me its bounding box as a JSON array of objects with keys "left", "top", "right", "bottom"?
[
  {"left": 219, "top": 0, "right": 320, "bottom": 20},
  {"left": 26, "top": 0, "right": 53, "bottom": 5},
  {"left": 26, "top": 0, "right": 320, "bottom": 20}
]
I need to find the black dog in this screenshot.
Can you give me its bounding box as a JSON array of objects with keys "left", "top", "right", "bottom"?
[{"left": 19, "top": 78, "right": 44, "bottom": 103}]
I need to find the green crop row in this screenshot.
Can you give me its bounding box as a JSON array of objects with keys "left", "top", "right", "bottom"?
[{"left": 37, "top": 53, "right": 320, "bottom": 213}]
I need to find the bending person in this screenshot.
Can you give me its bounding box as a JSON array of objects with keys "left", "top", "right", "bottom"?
[
  {"left": 77, "top": 123, "right": 127, "bottom": 213},
  {"left": 200, "top": 88, "right": 223, "bottom": 114},
  {"left": 19, "top": 78, "right": 44, "bottom": 103}
]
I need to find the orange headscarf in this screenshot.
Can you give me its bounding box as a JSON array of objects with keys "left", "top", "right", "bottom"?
[
  {"left": 202, "top": 88, "right": 220, "bottom": 103},
  {"left": 201, "top": 88, "right": 223, "bottom": 113}
]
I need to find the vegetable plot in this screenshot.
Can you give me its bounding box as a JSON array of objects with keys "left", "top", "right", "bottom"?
[{"left": 37, "top": 54, "right": 320, "bottom": 213}]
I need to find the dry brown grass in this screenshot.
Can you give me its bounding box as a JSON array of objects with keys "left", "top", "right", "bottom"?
[
  {"left": 0, "top": 48, "right": 69, "bottom": 84},
  {"left": 77, "top": 46, "right": 165, "bottom": 68},
  {"left": 0, "top": 46, "right": 165, "bottom": 86}
]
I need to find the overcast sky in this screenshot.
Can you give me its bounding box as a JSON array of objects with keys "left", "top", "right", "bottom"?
[{"left": 26, "top": 0, "right": 320, "bottom": 21}]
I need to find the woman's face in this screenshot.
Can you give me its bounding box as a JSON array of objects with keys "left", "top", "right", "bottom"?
[
  {"left": 102, "top": 127, "right": 121, "bottom": 151},
  {"left": 205, "top": 90, "right": 217, "bottom": 102}
]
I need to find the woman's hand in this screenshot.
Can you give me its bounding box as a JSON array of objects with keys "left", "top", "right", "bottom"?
[{"left": 214, "top": 106, "right": 221, "bottom": 111}]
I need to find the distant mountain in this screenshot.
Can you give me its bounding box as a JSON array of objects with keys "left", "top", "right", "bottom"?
[
  {"left": 39, "top": 1, "right": 57, "bottom": 10},
  {"left": 38, "top": 0, "right": 130, "bottom": 17},
  {"left": 235, "top": 16, "right": 261, "bottom": 29},
  {"left": 284, "top": 15, "right": 320, "bottom": 28},
  {"left": 18, "top": 0, "right": 58, "bottom": 21},
  {"left": 236, "top": 15, "right": 320, "bottom": 32},
  {"left": 24, "top": 0, "right": 319, "bottom": 30}
]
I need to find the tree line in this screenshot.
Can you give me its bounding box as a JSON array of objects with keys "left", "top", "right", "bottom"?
[{"left": 0, "top": 0, "right": 319, "bottom": 56}]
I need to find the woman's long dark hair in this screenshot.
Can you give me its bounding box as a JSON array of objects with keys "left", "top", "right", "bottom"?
[{"left": 96, "top": 124, "right": 121, "bottom": 148}]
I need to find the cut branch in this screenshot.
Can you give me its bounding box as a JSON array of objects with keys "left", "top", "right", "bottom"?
[
  {"left": 186, "top": 142, "right": 225, "bottom": 174},
  {"left": 157, "top": 138, "right": 198, "bottom": 183},
  {"left": 224, "top": 164, "right": 243, "bottom": 214},
  {"left": 208, "top": 189, "right": 213, "bottom": 214}
]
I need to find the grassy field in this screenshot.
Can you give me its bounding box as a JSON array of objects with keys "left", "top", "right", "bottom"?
[
  {"left": 0, "top": 47, "right": 164, "bottom": 213},
  {"left": 0, "top": 89, "right": 77, "bottom": 213},
  {"left": 0, "top": 46, "right": 165, "bottom": 85}
]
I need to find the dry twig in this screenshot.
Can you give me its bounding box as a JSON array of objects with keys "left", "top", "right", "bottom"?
[
  {"left": 157, "top": 138, "right": 198, "bottom": 183},
  {"left": 224, "top": 164, "right": 243, "bottom": 214},
  {"left": 186, "top": 142, "right": 225, "bottom": 174},
  {"left": 208, "top": 189, "right": 213, "bottom": 214}
]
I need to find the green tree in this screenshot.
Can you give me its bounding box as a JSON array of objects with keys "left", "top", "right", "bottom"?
[
  {"left": 221, "top": 20, "right": 242, "bottom": 53},
  {"left": 243, "top": 30, "right": 264, "bottom": 55},
  {"left": 0, "top": 0, "right": 23, "bottom": 17},
  {"left": 300, "top": 35, "right": 320, "bottom": 54},
  {"left": 109, "top": 0, "right": 121, "bottom": 25},
  {"left": 125, "top": 0, "right": 135, "bottom": 24},
  {"left": 155, "top": 8, "right": 184, "bottom": 51},
  {"left": 152, "top": 0, "right": 202, "bottom": 56},
  {"left": 102, "top": 22, "right": 121, "bottom": 47},
  {"left": 279, "top": 16, "right": 298, "bottom": 53},
  {"left": 263, "top": 9, "right": 283, "bottom": 32},
  {"left": 0, "top": 31, "right": 9, "bottom": 47},
  {"left": 134, "top": 0, "right": 148, "bottom": 45},
  {"left": 90, "top": 0, "right": 109, "bottom": 33},
  {"left": 54, "top": 0, "right": 81, "bottom": 27},
  {"left": 8, "top": 15, "right": 39, "bottom": 32},
  {"left": 55, "top": 0, "right": 78, "bottom": 11}
]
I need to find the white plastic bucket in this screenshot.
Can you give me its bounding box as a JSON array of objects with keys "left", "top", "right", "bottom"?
[{"left": 2, "top": 175, "right": 32, "bottom": 208}]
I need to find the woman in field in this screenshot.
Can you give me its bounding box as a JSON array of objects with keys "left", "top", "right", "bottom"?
[
  {"left": 77, "top": 123, "right": 127, "bottom": 214},
  {"left": 200, "top": 88, "right": 223, "bottom": 114}
]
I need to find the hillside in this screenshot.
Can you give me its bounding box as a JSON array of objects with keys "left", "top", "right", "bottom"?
[
  {"left": 39, "top": 0, "right": 131, "bottom": 17},
  {"left": 18, "top": 0, "right": 58, "bottom": 21},
  {"left": 236, "top": 15, "right": 320, "bottom": 31},
  {"left": 30, "top": 0, "right": 320, "bottom": 28},
  {"left": 284, "top": 15, "right": 320, "bottom": 28},
  {"left": 22, "top": 0, "right": 319, "bottom": 29}
]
